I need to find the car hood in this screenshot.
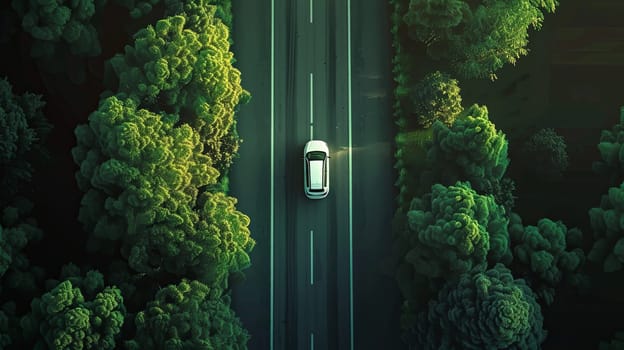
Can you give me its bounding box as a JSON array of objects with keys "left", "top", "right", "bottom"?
[{"left": 304, "top": 140, "right": 329, "bottom": 154}]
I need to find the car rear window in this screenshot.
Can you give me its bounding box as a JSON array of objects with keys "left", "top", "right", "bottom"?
[{"left": 307, "top": 151, "right": 326, "bottom": 161}]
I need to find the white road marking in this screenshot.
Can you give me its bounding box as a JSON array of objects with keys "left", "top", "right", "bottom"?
[
  {"left": 310, "top": 72, "right": 314, "bottom": 139},
  {"left": 270, "top": 0, "right": 275, "bottom": 348},
  {"left": 347, "top": 0, "right": 354, "bottom": 348},
  {"left": 310, "top": 230, "right": 314, "bottom": 285}
]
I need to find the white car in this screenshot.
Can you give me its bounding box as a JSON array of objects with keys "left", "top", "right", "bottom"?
[{"left": 303, "top": 140, "right": 329, "bottom": 199}]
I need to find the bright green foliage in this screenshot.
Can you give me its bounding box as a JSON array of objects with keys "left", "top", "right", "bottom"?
[
  {"left": 0, "top": 198, "right": 43, "bottom": 293},
  {"left": 0, "top": 77, "right": 51, "bottom": 198},
  {"left": 125, "top": 279, "right": 249, "bottom": 350},
  {"left": 402, "top": 70, "right": 463, "bottom": 129},
  {"left": 72, "top": 95, "right": 215, "bottom": 246},
  {"left": 11, "top": 0, "right": 106, "bottom": 57},
  {"left": 424, "top": 104, "right": 514, "bottom": 212},
  {"left": 20, "top": 272, "right": 125, "bottom": 350},
  {"left": 104, "top": 10, "right": 249, "bottom": 174},
  {"left": 190, "top": 191, "right": 255, "bottom": 286},
  {"left": 412, "top": 264, "right": 547, "bottom": 349},
  {"left": 588, "top": 181, "right": 624, "bottom": 272},
  {"left": 399, "top": 181, "right": 511, "bottom": 281},
  {"left": 600, "top": 332, "right": 624, "bottom": 350},
  {"left": 404, "top": 0, "right": 558, "bottom": 80},
  {"left": 72, "top": 96, "right": 254, "bottom": 286},
  {"left": 508, "top": 212, "right": 586, "bottom": 305},
  {"left": 520, "top": 128, "right": 569, "bottom": 181},
  {"left": 593, "top": 106, "right": 624, "bottom": 186}
]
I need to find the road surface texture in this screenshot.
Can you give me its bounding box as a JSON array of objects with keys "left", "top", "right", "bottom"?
[{"left": 230, "top": 0, "right": 404, "bottom": 349}]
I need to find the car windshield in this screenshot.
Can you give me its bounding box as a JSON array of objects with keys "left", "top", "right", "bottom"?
[{"left": 307, "top": 151, "right": 326, "bottom": 161}]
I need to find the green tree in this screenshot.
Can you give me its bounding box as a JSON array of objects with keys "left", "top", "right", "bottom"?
[
  {"left": 404, "top": 0, "right": 559, "bottom": 80},
  {"left": 399, "top": 181, "right": 511, "bottom": 281},
  {"left": 593, "top": 106, "right": 624, "bottom": 186},
  {"left": 588, "top": 181, "right": 624, "bottom": 272},
  {"left": 403, "top": 0, "right": 469, "bottom": 46},
  {"left": 20, "top": 270, "right": 125, "bottom": 350},
  {"left": 0, "top": 199, "right": 44, "bottom": 296},
  {"left": 422, "top": 104, "right": 515, "bottom": 213},
  {"left": 103, "top": 9, "right": 249, "bottom": 175},
  {"left": 508, "top": 212, "right": 586, "bottom": 305},
  {"left": 396, "top": 181, "right": 512, "bottom": 327},
  {"left": 401, "top": 70, "right": 463, "bottom": 129},
  {"left": 125, "top": 279, "right": 249, "bottom": 350},
  {"left": 73, "top": 96, "right": 254, "bottom": 287},
  {"left": 11, "top": 0, "right": 107, "bottom": 82},
  {"left": 520, "top": 128, "right": 569, "bottom": 181},
  {"left": 0, "top": 77, "right": 51, "bottom": 199},
  {"left": 410, "top": 264, "right": 547, "bottom": 349}
]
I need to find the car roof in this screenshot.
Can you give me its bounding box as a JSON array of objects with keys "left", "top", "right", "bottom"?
[{"left": 309, "top": 160, "right": 324, "bottom": 189}]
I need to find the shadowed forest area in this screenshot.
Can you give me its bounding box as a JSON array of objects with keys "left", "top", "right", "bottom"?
[{"left": 390, "top": 0, "right": 624, "bottom": 348}]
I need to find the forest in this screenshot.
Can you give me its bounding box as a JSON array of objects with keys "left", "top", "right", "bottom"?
[
  {"left": 391, "top": 0, "right": 624, "bottom": 349},
  {"left": 0, "top": 0, "right": 254, "bottom": 348}
]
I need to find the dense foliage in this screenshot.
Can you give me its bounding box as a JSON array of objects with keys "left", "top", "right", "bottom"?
[
  {"left": 588, "top": 181, "right": 624, "bottom": 272},
  {"left": 103, "top": 8, "right": 249, "bottom": 175},
  {"left": 508, "top": 213, "right": 586, "bottom": 305},
  {"left": 399, "top": 181, "right": 510, "bottom": 281},
  {"left": 411, "top": 264, "right": 547, "bottom": 349},
  {"left": 403, "top": 0, "right": 559, "bottom": 80},
  {"left": 398, "top": 70, "right": 463, "bottom": 129},
  {"left": 416, "top": 104, "right": 516, "bottom": 215},
  {"left": 0, "top": 0, "right": 252, "bottom": 348},
  {"left": 125, "top": 279, "right": 248, "bottom": 349},
  {"left": 0, "top": 77, "right": 51, "bottom": 199},
  {"left": 519, "top": 128, "right": 569, "bottom": 181},
  {"left": 593, "top": 106, "right": 624, "bottom": 186},
  {"left": 20, "top": 268, "right": 125, "bottom": 350}
]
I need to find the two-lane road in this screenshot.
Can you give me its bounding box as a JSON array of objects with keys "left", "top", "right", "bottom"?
[{"left": 230, "top": 0, "right": 404, "bottom": 349}]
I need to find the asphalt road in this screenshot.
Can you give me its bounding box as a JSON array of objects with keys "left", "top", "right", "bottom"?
[{"left": 230, "top": 0, "right": 404, "bottom": 349}]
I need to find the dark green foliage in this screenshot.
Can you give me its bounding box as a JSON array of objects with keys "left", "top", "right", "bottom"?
[
  {"left": 164, "top": 0, "right": 233, "bottom": 30},
  {"left": 103, "top": 10, "right": 249, "bottom": 175},
  {"left": 593, "top": 106, "right": 624, "bottom": 186},
  {"left": 125, "top": 279, "right": 249, "bottom": 350},
  {"left": 112, "top": 0, "right": 159, "bottom": 18},
  {"left": 0, "top": 77, "right": 51, "bottom": 199},
  {"left": 411, "top": 264, "right": 547, "bottom": 349},
  {"left": 422, "top": 104, "right": 515, "bottom": 212},
  {"left": 520, "top": 128, "right": 569, "bottom": 181},
  {"left": 11, "top": 0, "right": 105, "bottom": 56},
  {"left": 0, "top": 198, "right": 43, "bottom": 296},
  {"left": 403, "top": 0, "right": 559, "bottom": 80},
  {"left": 401, "top": 70, "right": 463, "bottom": 129},
  {"left": 0, "top": 302, "right": 18, "bottom": 349},
  {"left": 11, "top": 0, "right": 107, "bottom": 83},
  {"left": 508, "top": 212, "right": 586, "bottom": 305},
  {"left": 399, "top": 181, "right": 511, "bottom": 281},
  {"left": 20, "top": 270, "right": 125, "bottom": 350},
  {"left": 588, "top": 181, "right": 624, "bottom": 272},
  {"left": 600, "top": 332, "right": 624, "bottom": 350}
]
